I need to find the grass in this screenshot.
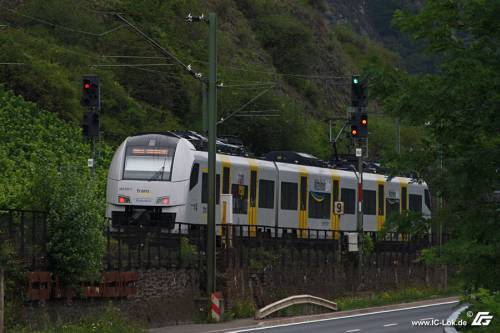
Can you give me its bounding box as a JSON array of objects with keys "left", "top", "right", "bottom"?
[
  {"left": 256, "top": 286, "right": 461, "bottom": 319},
  {"left": 337, "top": 286, "right": 460, "bottom": 311},
  {"left": 10, "top": 306, "right": 146, "bottom": 333}
]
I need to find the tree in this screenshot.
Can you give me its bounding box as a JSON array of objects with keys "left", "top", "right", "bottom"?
[
  {"left": 0, "top": 86, "right": 107, "bottom": 284},
  {"left": 367, "top": 0, "right": 500, "bottom": 290}
]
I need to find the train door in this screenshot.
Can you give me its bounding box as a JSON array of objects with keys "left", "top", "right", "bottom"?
[
  {"left": 331, "top": 175, "right": 340, "bottom": 239},
  {"left": 377, "top": 181, "right": 385, "bottom": 230},
  {"left": 220, "top": 161, "right": 231, "bottom": 235},
  {"left": 298, "top": 172, "right": 308, "bottom": 238},
  {"left": 248, "top": 166, "right": 258, "bottom": 237}
]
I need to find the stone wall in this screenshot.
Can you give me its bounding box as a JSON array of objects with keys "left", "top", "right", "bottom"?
[
  {"left": 18, "top": 268, "right": 200, "bottom": 329},
  {"left": 127, "top": 268, "right": 200, "bottom": 326},
  {"left": 221, "top": 251, "right": 448, "bottom": 310}
]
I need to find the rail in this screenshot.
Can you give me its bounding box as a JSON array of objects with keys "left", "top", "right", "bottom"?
[{"left": 255, "top": 294, "right": 337, "bottom": 319}]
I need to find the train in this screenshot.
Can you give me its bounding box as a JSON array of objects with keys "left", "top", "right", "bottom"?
[{"left": 106, "top": 132, "right": 432, "bottom": 237}]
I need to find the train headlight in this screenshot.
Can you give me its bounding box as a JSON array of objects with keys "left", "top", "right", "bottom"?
[
  {"left": 157, "top": 196, "right": 170, "bottom": 205},
  {"left": 118, "top": 196, "right": 130, "bottom": 204}
]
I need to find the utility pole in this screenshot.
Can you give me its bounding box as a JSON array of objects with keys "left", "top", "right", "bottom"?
[
  {"left": 350, "top": 74, "right": 367, "bottom": 289},
  {"left": 206, "top": 12, "right": 217, "bottom": 296},
  {"left": 356, "top": 147, "right": 364, "bottom": 289}
]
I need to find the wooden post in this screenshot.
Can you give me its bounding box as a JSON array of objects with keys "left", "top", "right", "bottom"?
[{"left": 0, "top": 267, "right": 4, "bottom": 333}]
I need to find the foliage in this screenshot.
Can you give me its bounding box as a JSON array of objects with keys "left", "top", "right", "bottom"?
[
  {"left": 0, "top": 86, "right": 108, "bottom": 284},
  {"left": 11, "top": 305, "right": 146, "bottom": 333},
  {"left": 362, "top": 233, "right": 374, "bottom": 257},
  {"left": 458, "top": 288, "right": 500, "bottom": 332},
  {"left": 179, "top": 236, "right": 198, "bottom": 268},
  {"left": 230, "top": 298, "right": 256, "bottom": 319},
  {"left": 0, "top": 0, "right": 405, "bottom": 159},
  {"left": 337, "top": 285, "right": 459, "bottom": 311},
  {"left": 379, "top": 211, "right": 431, "bottom": 238},
  {"left": 367, "top": 0, "right": 500, "bottom": 291},
  {"left": 0, "top": 240, "right": 27, "bottom": 329}
]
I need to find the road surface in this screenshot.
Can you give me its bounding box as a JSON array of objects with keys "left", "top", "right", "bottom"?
[{"left": 226, "top": 300, "right": 457, "bottom": 333}]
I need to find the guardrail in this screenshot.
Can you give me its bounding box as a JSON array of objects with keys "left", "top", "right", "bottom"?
[{"left": 255, "top": 294, "right": 337, "bottom": 319}]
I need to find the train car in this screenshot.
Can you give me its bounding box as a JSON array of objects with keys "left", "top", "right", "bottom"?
[{"left": 106, "top": 133, "right": 432, "bottom": 236}]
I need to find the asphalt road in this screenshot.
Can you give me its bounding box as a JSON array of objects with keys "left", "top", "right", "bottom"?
[{"left": 227, "top": 301, "right": 458, "bottom": 333}]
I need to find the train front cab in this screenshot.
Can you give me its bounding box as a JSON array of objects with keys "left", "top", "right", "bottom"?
[{"left": 106, "top": 134, "right": 195, "bottom": 229}]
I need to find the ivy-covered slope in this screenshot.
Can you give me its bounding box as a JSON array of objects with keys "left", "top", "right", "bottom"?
[{"left": 0, "top": 0, "right": 410, "bottom": 158}]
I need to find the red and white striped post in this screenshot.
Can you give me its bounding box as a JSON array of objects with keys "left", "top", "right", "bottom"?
[{"left": 211, "top": 292, "right": 223, "bottom": 321}]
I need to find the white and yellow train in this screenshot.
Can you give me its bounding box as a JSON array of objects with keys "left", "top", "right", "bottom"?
[{"left": 106, "top": 133, "right": 431, "bottom": 236}]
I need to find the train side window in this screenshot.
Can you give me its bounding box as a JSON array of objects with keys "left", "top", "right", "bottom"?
[
  {"left": 201, "top": 173, "right": 221, "bottom": 204},
  {"left": 222, "top": 167, "right": 230, "bottom": 194},
  {"left": 363, "top": 190, "right": 376, "bottom": 215},
  {"left": 258, "top": 179, "right": 275, "bottom": 209},
  {"left": 232, "top": 184, "right": 248, "bottom": 214},
  {"left": 308, "top": 192, "right": 331, "bottom": 219},
  {"left": 424, "top": 189, "right": 432, "bottom": 211},
  {"left": 409, "top": 194, "right": 422, "bottom": 213},
  {"left": 281, "top": 182, "right": 298, "bottom": 210},
  {"left": 341, "top": 188, "right": 355, "bottom": 215},
  {"left": 401, "top": 187, "right": 408, "bottom": 211},
  {"left": 189, "top": 163, "right": 199, "bottom": 190},
  {"left": 378, "top": 184, "right": 385, "bottom": 216}
]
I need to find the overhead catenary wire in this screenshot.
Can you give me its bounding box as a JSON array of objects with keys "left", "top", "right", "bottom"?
[
  {"left": 191, "top": 59, "right": 349, "bottom": 80},
  {"left": 100, "top": 55, "right": 167, "bottom": 59},
  {"left": 0, "top": 62, "right": 25, "bottom": 65},
  {"left": 218, "top": 84, "right": 276, "bottom": 125},
  {"left": 126, "top": 66, "right": 185, "bottom": 79},
  {"left": 91, "top": 63, "right": 175, "bottom": 67},
  {"left": 115, "top": 13, "right": 203, "bottom": 81}
]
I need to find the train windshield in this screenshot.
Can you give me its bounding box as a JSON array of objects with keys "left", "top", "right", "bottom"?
[{"left": 123, "top": 140, "right": 176, "bottom": 181}]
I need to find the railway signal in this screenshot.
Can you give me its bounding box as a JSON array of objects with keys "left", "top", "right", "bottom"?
[{"left": 81, "top": 75, "right": 100, "bottom": 109}]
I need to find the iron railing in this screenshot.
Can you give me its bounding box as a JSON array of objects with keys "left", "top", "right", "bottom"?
[{"left": 0, "top": 208, "right": 48, "bottom": 270}]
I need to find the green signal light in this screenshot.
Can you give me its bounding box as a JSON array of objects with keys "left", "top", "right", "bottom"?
[{"left": 353, "top": 78, "right": 359, "bottom": 84}]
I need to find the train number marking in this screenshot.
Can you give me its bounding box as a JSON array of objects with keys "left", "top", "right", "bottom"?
[{"left": 334, "top": 201, "right": 344, "bottom": 215}]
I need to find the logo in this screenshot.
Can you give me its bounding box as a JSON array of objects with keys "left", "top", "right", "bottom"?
[{"left": 471, "top": 312, "right": 493, "bottom": 326}]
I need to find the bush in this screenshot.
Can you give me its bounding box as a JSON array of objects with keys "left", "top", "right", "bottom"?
[
  {"left": 45, "top": 171, "right": 106, "bottom": 285},
  {"left": 458, "top": 289, "right": 500, "bottom": 332},
  {"left": 179, "top": 237, "right": 198, "bottom": 268},
  {"left": 0, "top": 86, "right": 107, "bottom": 286},
  {"left": 231, "top": 298, "right": 255, "bottom": 318}
]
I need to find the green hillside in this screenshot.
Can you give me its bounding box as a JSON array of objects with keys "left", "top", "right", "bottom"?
[{"left": 0, "top": 0, "right": 414, "bottom": 158}]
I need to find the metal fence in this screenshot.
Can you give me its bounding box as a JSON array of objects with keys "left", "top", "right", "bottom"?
[
  {"left": 0, "top": 208, "right": 447, "bottom": 271},
  {"left": 105, "top": 222, "right": 447, "bottom": 270},
  {"left": 0, "top": 208, "right": 48, "bottom": 270}
]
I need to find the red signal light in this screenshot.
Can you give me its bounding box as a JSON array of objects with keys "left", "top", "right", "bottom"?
[
  {"left": 351, "top": 126, "right": 358, "bottom": 136},
  {"left": 84, "top": 83, "right": 91, "bottom": 89},
  {"left": 162, "top": 197, "right": 169, "bottom": 205}
]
